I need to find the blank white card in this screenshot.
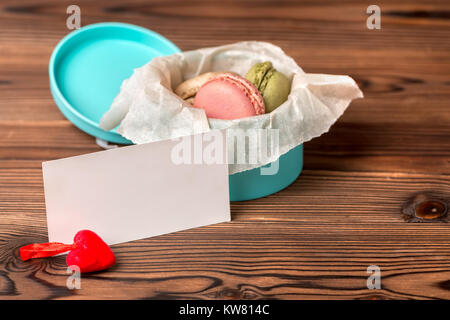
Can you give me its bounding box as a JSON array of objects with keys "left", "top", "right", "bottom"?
[{"left": 42, "top": 131, "right": 230, "bottom": 245}]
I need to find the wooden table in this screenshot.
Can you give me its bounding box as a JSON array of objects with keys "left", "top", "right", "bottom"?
[{"left": 1, "top": 0, "right": 449, "bottom": 300}]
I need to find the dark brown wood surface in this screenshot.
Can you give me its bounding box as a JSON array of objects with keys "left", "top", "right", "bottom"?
[{"left": 0, "top": 0, "right": 449, "bottom": 300}]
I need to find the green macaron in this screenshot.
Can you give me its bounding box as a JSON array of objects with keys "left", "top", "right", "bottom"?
[{"left": 245, "top": 61, "right": 291, "bottom": 113}]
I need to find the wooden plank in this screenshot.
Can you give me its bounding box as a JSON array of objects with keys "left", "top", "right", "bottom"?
[
  {"left": 0, "top": 122, "right": 448, "bottom": 174},
  {"left": 0, "top": 166, "right": 449, "bottom": 299},
  {"left": 0, "top": 0, "right": 449, "bottom": 300}
]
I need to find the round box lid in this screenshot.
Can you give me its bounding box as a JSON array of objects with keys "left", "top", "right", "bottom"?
[{"left": 49, "top": 22, "right": 181, "bottom": 144}]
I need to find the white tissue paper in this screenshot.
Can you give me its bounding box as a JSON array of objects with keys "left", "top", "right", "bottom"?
[{"left": 100, "top": 41, "right": 363, "bottom": 174}]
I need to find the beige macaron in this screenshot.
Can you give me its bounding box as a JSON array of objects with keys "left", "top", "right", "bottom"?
[{"left": 174, "top": 72, "right": 224, "bottom": 100}]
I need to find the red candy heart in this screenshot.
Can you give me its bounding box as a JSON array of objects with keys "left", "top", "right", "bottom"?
[
  {"left": 67, "top": 230, "right": 116, "bottom": 273},
  {"left": 20, "top": 230, "right": 116, "bottom": 273}
]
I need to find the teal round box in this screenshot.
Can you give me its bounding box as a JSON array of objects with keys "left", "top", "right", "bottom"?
[
  {"left": 49, "top": 22, "right": 180, "bottom": 144},
  {"left": 49, "top": 22, "right": 303, "bottom": 202},
  {"left": 229, "top": 145, "right": 303, "bottom": 201}
]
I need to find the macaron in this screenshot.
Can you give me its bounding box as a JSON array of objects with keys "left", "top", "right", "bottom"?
[
  {"left": 246, "top": 61, "right": 291, "bottom": 113},
  {"left": 193, "top": 73, "right": 265, "bottom": 120},
  {"left": 174, "top": 72, "right": 223, "bottom": 102}
]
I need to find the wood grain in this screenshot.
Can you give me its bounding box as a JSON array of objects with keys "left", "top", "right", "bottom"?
[{"left": 0, "top": 0, "right": 449, "bottom": 299}]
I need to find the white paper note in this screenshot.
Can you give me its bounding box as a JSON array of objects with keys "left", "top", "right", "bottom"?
[{"left": 42, "top": 131, "right": 230, "bottom": 245}]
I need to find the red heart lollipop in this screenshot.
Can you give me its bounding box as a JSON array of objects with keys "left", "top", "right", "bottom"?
[
  {"left": 66, "top": 230, "right": 116, "bottom": 273},
  {"left": 20, "top": 230, "right": 116, "bottom": 273}
]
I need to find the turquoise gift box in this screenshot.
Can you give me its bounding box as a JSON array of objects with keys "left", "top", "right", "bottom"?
[{"left": 49, "top": 22, "right": 303, "bottom": 202}]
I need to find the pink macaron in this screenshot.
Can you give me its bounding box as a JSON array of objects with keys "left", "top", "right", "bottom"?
[{"left": 193, "top": 73, "right": 265, "bottom": 120}]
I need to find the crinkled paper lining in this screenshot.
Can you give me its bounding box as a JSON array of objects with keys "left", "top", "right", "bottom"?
[{"left": 100, "top": 41, "right": 363, "bottom": 174}]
